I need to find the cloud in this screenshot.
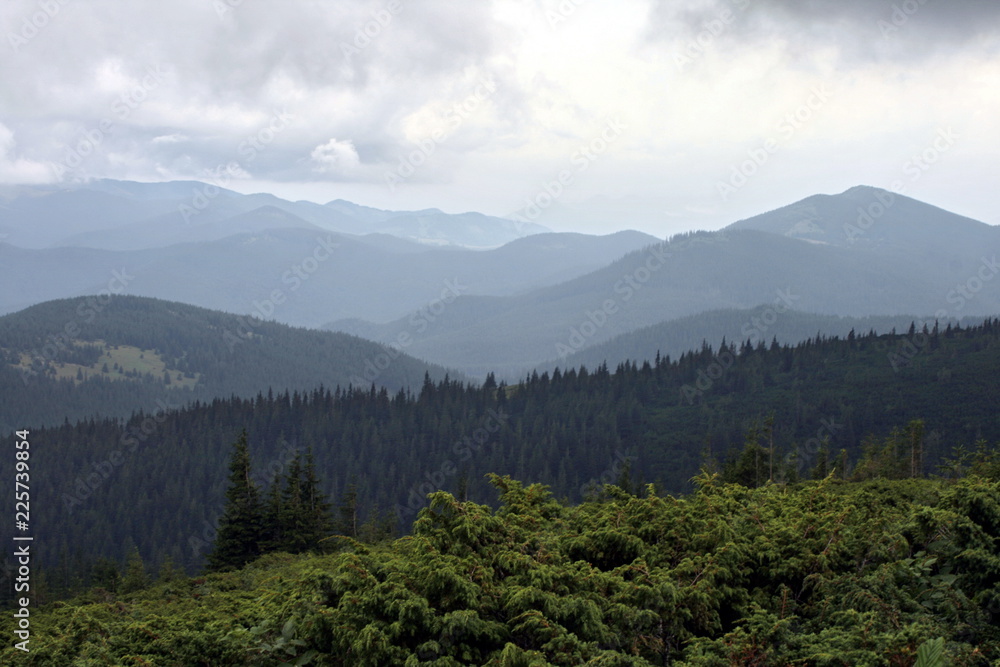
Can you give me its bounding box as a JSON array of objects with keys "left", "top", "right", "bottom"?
[
  {"left": 645, "top": 0, "right": 1000, "bottom": 65},
  {"left": 310, "top": 138, "right": 361, "bottom": 175},
  {"left": 0, "top": 0, "right": 996, "bottom": 233},
  {"left": 0, "top": 123, "right": 55, "bottom": 183},
  {"left": 0, "top": 0, "right": 504, "bottom": 185},
  {"left": 152, "top": 133, "right": 187, "bottom": 144}
]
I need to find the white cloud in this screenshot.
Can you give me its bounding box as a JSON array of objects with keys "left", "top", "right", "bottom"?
[
  {"left": 152, "top": 133, "right": 187, "bottom": 144},
  {"left": 0, "top": 0, "right": 996, "bottom": 234},
  {"left": 310, "top": 138, "right": 361, "bottom": 175},
  {"left": 0, "top": 123, "right": 56, "bottom": 184}
]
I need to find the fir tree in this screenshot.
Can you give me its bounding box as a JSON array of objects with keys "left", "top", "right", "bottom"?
[
  {"left": 338, "top": 482, "right": 359, "bottom": 539},
  {"left": 206, "top": 430, "right": 264, "bottom": 571},
  {"left": 157, "top": 556, "right": 182, "bottom": 584},
  {"left": 119, "top": 547, "right": 149, "bottom": 594},
  {"left": 299, "top": 449, "right": 335, "bottom": 551},
  {"left": 279, "top": 454, "right": 308, "bottom": 552},
  {"left": 260, "top": 471, "right": 285, "bottom": 554},
  {"left": 91, "top": 558, "right": 120, "bottom": 593}
]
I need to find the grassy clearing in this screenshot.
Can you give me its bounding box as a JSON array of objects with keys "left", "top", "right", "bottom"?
[{"left": 12, "top": 341, "right": 200, "bottom": 389}]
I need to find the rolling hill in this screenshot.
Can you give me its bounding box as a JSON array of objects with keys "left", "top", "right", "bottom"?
[{"left": 0, "top": 295, "right": 461, "bottom": 432}]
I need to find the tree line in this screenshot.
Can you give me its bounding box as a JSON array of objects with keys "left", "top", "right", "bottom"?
[{"left": 4, "top": 317, "right": 1000, "bottom": 602}]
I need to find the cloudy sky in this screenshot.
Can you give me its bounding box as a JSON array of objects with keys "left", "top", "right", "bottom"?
[{"left": 1, "top": 0, "right": 998, "bottom": 236}]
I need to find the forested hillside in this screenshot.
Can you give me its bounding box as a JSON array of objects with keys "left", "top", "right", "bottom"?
[
  {"left": 0, "top": 295, "right": 459, "bottom": 431},
  {"left": 533, "top": 305, "right": 946, "bottom": 377},
  {"left": 4, "top": 317, "right": 1000, "bottom": 594},
  {"left": 4, "top": 474, "right": 1000, "bottom": 664}
]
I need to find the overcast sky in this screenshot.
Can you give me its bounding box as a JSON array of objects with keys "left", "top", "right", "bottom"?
[{"left": 1, "top": 0, "right": 998, "bottom": 236}]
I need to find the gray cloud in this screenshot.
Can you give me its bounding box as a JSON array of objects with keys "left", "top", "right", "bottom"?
[
  {"left": 0, "top": 0, "right": 505, "bottom": 184},
  {"left": 0, "top": 0, "right": 996, "bottom": 233},
  {"left": 648, "top": 0, "right": 1000, "bottom": 64}
]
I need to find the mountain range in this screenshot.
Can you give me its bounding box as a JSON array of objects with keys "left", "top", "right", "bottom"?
[
  {"left": 327, "top": 186, "right": 1000, "bottom": 377},
  {"left": 0, "top": 179, "right": 550, "bottom": 250},
  {"left": 0, "top": 180, "right": 657, "bottom": 325},
  {"left": 3, "top": 181, "right": 999, "bottom": 381}
]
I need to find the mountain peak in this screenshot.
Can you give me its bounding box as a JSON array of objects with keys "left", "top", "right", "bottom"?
[
  {"left": 726, "top": 186, "right": 991, "bottom": 247},
  {"left": 843, "top": 184, "right": 888, "bottom": 195}
]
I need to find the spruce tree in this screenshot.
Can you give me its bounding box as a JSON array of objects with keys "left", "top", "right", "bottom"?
[
  {"left": 91, "top": 558, "right": 120, "bottom": 592},
  {"left": 206, "top": 430, "right": 264, "bottom": 571},
  {"left": 156, "top": 556, "right": 182, "bottom": 584},
  {"left": 338, "top": 482, "right": 359, "bottom": 539},
  {"left": 279, "top": 454, "right": 309, "bottom": 553},
  {"left": 120, "top": 547, "right": 149, "bottom": 594},
  {"left": 260, "top": 471, "right": 285, "bottom": 554},
  {"left": 299, "top": 449, "right": 335, "bottom": 551}
]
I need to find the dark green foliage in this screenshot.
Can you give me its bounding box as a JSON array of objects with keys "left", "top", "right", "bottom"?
[
  {"left": 223, "top": 442, "right": 337, "bottom": 564},
  {"left": 720, "top": 422, "right": 774, "bottom": 488},
  {"left": 261, "top": 450, "right": 336, "bottom": 555},
  {"left": 90, "top": 558, "right": 120, "bottom": 593},
  {"left": 337, "top": 481, "right": 359, "bottom": 539},
  {"left": 119, "top": 546, "right": 150, "bottom": 594},
  {"left": 853, "top": 420, "right": 928, "bottom": 481},
  {"left": 8, "top": 476, "right": 999, "bottom": 664},
  {"left": 206, "top": 431, "right": 264, "bottom": 572},
  {"left": 6, "top": 317, "right": 1000, "bottom": 588}
]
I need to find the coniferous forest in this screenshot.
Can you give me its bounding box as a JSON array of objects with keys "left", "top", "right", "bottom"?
[
  {"left": 3, "top": 473, "right": 1000, "bottom": 664},
  {"left": 3, "top": 314, "right": 1000, "bottom": 662},
  {"left": 4, "top": 317, "right": 1000, "bottom": 582},
  {"left": 5, "top": 0, "right": 1000, "bottom": 662}
]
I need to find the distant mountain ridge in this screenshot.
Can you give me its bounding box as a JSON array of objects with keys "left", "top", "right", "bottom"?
[
  {"left": 726, "top": 185, "right": 992, "bottom": 249},
  {"left": 327, "top": 187, "right": 1000, "bottom": 377},
  {"left": 0, "top": 227, "right": 660, "bottom": 326},
  {"left": 4, "top": 183, "right": 998, "bottom": 378},
  {"left": 0, "top": 179, "right": 550, "bottom": 250}
]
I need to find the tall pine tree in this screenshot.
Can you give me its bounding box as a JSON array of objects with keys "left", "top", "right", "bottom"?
[
  {"left": 300, "top": 449, "right": 335, "bottom": 550},
  {"left": 206, "top": 430, "right": 264, "bottom": 571}
]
